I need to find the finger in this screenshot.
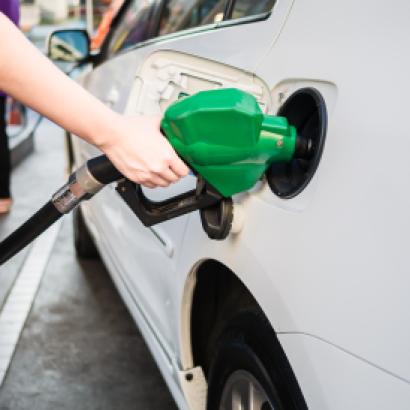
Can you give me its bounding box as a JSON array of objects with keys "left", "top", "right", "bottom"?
[
  {"left": 132, "top": 171, "right": 164, "bottom": 188},
  {"left": 131, "top": 171, "right": 150, "bottom": 185},
  {"left": 147, "top": 173, "right": 171, "bottom": 188},
  {"left": 155, "top": 166, "right": 180, "bottom": 183},
  {"left": 169, "top": 156, "right": 190, "bottom": 177},
  {"left": 141, "top": 182, "right": 155, "bottom": 189}
]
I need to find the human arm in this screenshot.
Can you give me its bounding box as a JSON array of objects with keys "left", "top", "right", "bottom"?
[{"left": 0, "top": 13, "right": 189, "bottom": 187}]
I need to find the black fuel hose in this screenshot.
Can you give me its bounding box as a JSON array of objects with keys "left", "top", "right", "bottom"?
[
  {"left": 0, "top": 155, "right": 121, "bottom": 265},
  {"left": 0, "top": 202, "right": 62, "bottom": 264}
]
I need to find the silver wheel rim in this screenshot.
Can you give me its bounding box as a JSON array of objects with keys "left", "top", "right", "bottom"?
[{"left": 219, "top": 369, "right": 274, "bottom": 410}]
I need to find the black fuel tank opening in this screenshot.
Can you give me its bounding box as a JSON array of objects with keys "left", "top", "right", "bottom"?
[{"left": 267, "top": 87, "right": 327, "bottom": 198}]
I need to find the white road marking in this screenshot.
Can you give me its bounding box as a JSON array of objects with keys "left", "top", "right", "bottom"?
[{"left": 0, "top": 219, "right": 62, "bottom": 385}]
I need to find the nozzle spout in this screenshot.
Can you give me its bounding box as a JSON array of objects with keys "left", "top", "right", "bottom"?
[{"left": 294, "top": 135, "right": 314, "bottom": 159}]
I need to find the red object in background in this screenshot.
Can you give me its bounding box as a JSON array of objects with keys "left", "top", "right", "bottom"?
[
  {"left": 91, "top": 0, "right": 125, "bottom": 50},
  {"left": 8, "top": 99, "right": 23, "bottom": 126}
]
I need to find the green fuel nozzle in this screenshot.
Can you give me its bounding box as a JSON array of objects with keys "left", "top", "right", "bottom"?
[
  {"left": 161, "top": 88, "right": 312, "bottom": 197},
  {"left": 0, "top": 88, "right": 314, "bottom": 264},
  {"left": 117, "top": 89, "right": 313, "bottom": 239}
]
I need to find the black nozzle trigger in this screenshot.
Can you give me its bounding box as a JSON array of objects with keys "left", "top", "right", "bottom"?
[{"left": 115, "top": 178, "right": 224, "bottom": 227}]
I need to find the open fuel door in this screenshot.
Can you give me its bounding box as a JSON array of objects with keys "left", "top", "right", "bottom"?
[
  {"left": 115, "top": 50, "right": 273, "bottom": 357},
  {"left": 127, "top": 50, "right": 273, "bottom": 116}
]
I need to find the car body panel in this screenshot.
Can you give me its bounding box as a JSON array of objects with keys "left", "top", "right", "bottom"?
[
  {"left": 278, "top": 333, "right": 410, "bottom": 409},
  {"left": 70, "top": 0, "right": 410, "bottom": 407},
  {"left": 89, "top": 219, "right": 190, "bottom": 409},
  {"left": 73, "top": 5, "right": 293, "bottom": 401},
  {"left": 249, "top": 0, "right": 410, "bottom": 381}
]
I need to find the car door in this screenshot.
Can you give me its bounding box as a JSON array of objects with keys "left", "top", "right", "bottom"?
[{"left": 75, "top": 0, "right": 293, "bottom": 361}]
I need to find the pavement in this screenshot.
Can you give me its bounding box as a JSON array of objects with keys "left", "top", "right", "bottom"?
[
  {"left": 0, "top": 121, "right": 177, "bottom": 409},
  {"left": 0, "top": 119, "right": 65, "bottom": 309}
]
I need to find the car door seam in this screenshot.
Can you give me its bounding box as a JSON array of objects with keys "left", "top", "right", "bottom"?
[{"left": 278, "top": 331, "right": 410, "bottom": 385}]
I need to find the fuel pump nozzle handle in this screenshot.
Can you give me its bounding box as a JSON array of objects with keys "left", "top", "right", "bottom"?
[{"left": 0, "top": 153, "right": 220, "bottom": 265}]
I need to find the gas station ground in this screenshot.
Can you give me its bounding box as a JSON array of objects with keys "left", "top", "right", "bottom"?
[{"left": 0, "top": 121, "right": 176, "bottom": 409}]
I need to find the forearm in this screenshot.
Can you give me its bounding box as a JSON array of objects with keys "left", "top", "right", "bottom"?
[
  {"left": 0, "top": 13, "right": 188, "bottom": 187},
  {"left": 0, "top": 13, "right": 116, "bottom": 147}
]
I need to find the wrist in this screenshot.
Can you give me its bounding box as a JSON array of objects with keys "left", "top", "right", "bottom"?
[{"left": 91, "top": 109, "right": 122, "bottom": 151}]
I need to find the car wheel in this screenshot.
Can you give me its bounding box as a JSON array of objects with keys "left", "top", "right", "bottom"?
[
  {"left": 73, "top": 207, "right": 99, "bottom": 259},
  {"left": 207, "top": 311, "right": 306, "bottom": 410}
]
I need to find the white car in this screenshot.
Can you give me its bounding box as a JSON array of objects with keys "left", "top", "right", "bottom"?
[{"left": 48, "top": 0, "right": 410, "bottom": 408}]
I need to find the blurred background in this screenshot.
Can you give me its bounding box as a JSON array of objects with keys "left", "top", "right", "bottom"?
[
  {"left": 20, "top": 0, "right": 116, "bottom": 33},
  {"left": 8, "top": 0, "right": 122, "bottom": 167}
]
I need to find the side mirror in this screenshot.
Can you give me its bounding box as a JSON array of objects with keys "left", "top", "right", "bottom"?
[{"left": 47, "top": 29, "right": 90, "bottom": 63}]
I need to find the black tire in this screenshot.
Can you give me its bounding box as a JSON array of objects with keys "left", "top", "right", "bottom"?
[
  {"left": 207, "top": 311, "right": 307, "bottom": 410},
  {"left": 73, "top": 207, "right": 99, "bottom": 259}
]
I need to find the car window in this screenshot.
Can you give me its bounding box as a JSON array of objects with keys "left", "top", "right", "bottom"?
[
  {"left": 159, "top": 0, "right": 228, "bottom": 36},
  {"left": 231, "top": 0, "right": 276, "bottom": 19},
  {"left": 106, "top": 0, "right": 156, "bottom": 56}
]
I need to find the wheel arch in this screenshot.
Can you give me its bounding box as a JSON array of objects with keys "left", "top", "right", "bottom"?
[
  {"left": 180, "top": 258, "right": 265, "bottom": 371},
  {"left": 179, "top": 258, "right": 307, "bottom": 408}
]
